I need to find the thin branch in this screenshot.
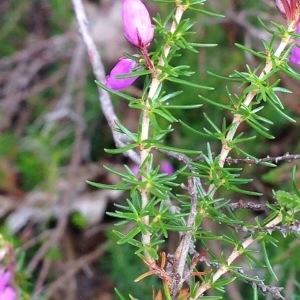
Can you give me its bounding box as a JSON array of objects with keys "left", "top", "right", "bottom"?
[
  {"left": 71, "top": 0, "right": 140, "bottom": 164},
  {"left": 158, "top": 148, "right": 206, "bottom": 196},
  {"left": 138, "top": 3, "right": 186, "bottom": 264},
  {"left": 249, "top": 280, "right": 285, "bottom": 300},
  {"left": 226, "top": 153, "right": 300, "bottom": 165},
  {"left": 171, "top": 177, "right": 198, "bottom": 295},
  {"left": 39, "top": 242, "right": 108, "bottom": 300},
  {"left": 26, "top": 46, "right": 87, "bottom": 274},
  {"left": 207, "top": 35, "right": 292, "bottom": 196},
  {"left": 193, "top": 25, "right": 293, "bottom": 300},
  {"left": 193, "top": 212, "right": 284, "bottom": 298},
  {"left": 231, "top": 220, "right": 300, "bottom": 236},
  {"left": 228, "top": 200, "right": 268, "bottom": 211}
]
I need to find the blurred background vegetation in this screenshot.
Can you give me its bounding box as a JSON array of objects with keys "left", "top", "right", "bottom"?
[{"left": 1, "top": 0, "right": 300, "bottom": 299}]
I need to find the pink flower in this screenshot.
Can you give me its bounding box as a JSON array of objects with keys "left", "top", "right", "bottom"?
[
  {"left": 130, "top": 160, "right": 174, "bottom": 176},
  {"left": 106, "top": 57, "right": 139, "bottom": 91},
  {"left": 290, "top": 25, "right": 300, "bottom": 65},
  {"left": 275, "top": 0, "right": 300, "bottom": 26},
  {"left": 0, "top": 269, "right": 16, "bottom": 300},
  {"left": 122, "top": 0, "right": 154, "bottom": 49},
  {"left": 160, "top": 160, "right": 174, "bottom": 175}
]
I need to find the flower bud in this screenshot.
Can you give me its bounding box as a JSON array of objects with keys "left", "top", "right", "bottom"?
[
  {"left": 122, "top": 0, "right": 154, "bottom": 49},
  {"left": 105, "top": 57, "right": 139, "bottom": 91}
]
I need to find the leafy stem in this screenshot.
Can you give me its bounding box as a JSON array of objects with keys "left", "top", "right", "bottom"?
[
  {"left": 193, "top": 212, "right": 284, "bottom": 298},
  {"left": 208, "top": 34, "right": 292, "bottom": 196},
  {"left": 139, "top": 3, "right": 186, "bottom": 263},
  {"left": 195, "top": 30, "right": 293, "bottom": 298}
]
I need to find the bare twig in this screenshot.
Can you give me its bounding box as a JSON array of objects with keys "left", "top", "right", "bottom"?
[
  {"left": 0, "top": 33, "right": 74, "bottom": 69},
  {"left": 19, "top": 230, "right": 52, "bottom": 252},
  {"left": 26, "top": 45, "right": 87, "bottom": 274},
  {"left": 248, "top": 280, "right": 285, "bottom": 300},
  {"left": 71, "top": 0, "right": 139, "bottom": 164},
  {"left": 226, "top": 153, "right": 300, "bottom": 165},
  {"left": 171, "top": 177, "right": 198, "bottom": 295},
  {"left": 231, "top": 220, "right": 300, "bottom": 236},
  {"left": 33, "top": 258, "right": 52, "bottom": 296},
  {"left": 228, "top": 200, "right": 268, "bottom": 211},
  {"left": 37, "top": 242, "right": 108, "bottom": 300}
]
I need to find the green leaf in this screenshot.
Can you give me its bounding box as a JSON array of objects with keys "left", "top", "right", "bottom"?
[
  {"left": 115, "top": 288, "right": 127, "bottom": 300},
  {"left": 246, "top": 119, "right": 274, "bottom": 139},
  {"left": 165, "top": 104, "right": 202, "bottom": 110},
  {"left": 114, "top": 119, "right": 138, "bottom": 142},
  {"left": 275, "top": 190, "right": 300, "bottom": 210},
  {"left": 105, "top": 143, "right": 138, "bottom": 154},
  {"left": 210, "top": 276, "right": 237, "bottom": 290},
  {"left": 292, "top": 166, "right": 300, "bottom": 198},
  {"left": 261, "top": 240, "right": 278, "bottom": 281},
  {"left": 117, "top": 227, "right": 141, "bottom": 245},
  {"left": 151, "top": 107, "right": 177, "bottom": 122},
  {"left": 95, "top": 80, "right": 137, "bottom": 102},
  {"left": 86, "top": 180, "right": 131, "bottom": 191},
  {"left": 235, "top": 43, "right": 265, "bottom": 59},
  {"left": 114, "top": 69, "right": 152, "bottom": 79},
  {"left": 154, "top": 143, "right": 202, "bottom": 155},
  {"left": 198, "top": 94, "right": 230, "bottom": 110},
  {"left": 166, "top": 77, "right": 213, "bottom": 90},
  {"left": 160, "top": 90, "right": 183, "bottom": 102}
]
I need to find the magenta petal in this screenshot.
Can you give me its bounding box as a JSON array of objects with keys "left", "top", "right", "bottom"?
[
  {"left": 290, "top": 44, "right": 300, "bottom": 64},
  {"left": 0, "top": 270, "right": 16, "bottom": 300},
  {"left": 0, "top": 270, "right": 11, "bottom": 291},
  {"left": 122, "top": 0, "right": 154, "bottom": 48},
  {"left": 1, "top": 286, "right": 16, "bottom": 300},
  {"left": 160, "top": 160, "right": 174, "bottom": 175},
  {"left": 275, "top": 0, "right": 286, "bottom": 17},
  {"left": 106, "top": 57, "right": 139, "bottom": 91},
  {"left": 130, "top": 164, "right": 139, "bottom": 176},
  {"left": 290, "top": 26, "right": 300, "bottom": 65}
]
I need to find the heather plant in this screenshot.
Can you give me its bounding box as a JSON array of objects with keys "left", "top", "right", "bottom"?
[{"left": 73, "top": 0, "right": 300, "bottom": 299}]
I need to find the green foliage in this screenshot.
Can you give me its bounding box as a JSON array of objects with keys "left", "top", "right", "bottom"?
[
  {"left": 108, "top": 231, "right": 160, "bottom": 298},
  {"left": 3, "top": 0, "right": 300, "bottom": 299},
  {"left": 92, "top": 1, "right": 300, "bottom": 299}
]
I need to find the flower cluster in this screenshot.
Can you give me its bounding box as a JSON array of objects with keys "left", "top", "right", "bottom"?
[
  {"left": 105, "top": 0, "right": 154, "bottom": 91},
  {"left": 275, "top": 0, "right": 300, "bottom": 65}
]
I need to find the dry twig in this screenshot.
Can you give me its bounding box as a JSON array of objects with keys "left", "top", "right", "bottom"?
[{"left": 71, "top": 0, "right": 140, "bottom": 164}]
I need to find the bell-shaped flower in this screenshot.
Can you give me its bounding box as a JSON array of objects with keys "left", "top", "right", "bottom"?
[
  {"left": 122, "top": 0, "right": 154, "bottom": 49},
  {"left": 290, "top": 25, "right": 300, "bottom": 65},
  {"left": 275, "top": 0, "right": 300, "bottom": 26},
  {"left": 105, "top": 57, "right": 139, "bottom": 91}
]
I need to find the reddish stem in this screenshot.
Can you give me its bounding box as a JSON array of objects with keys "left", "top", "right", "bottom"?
[{"left": 140, "top": 46, "right": 154, "bottom": 71}]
